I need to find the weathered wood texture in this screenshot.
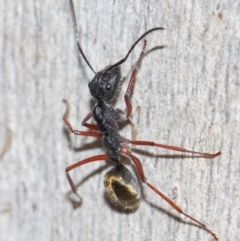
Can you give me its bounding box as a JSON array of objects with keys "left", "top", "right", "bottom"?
[{"left": 0, "top": 1, "right": 239, "bottom": 241}]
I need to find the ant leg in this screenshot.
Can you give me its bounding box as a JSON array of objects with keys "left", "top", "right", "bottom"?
[
  {"left": 82, "top": 112, "right": 99, "bottom": 131},
  {"left": 66, "top": 154, "right": 108, "bottom": 208},
  {"left": 124, "top": 40, "right": 147, "bottom": 118},
  {"left": 63, "top": 99, "right": 102, "bottom": 138},
  {"left": 126, "top": 139, "right": 221, "bottom": 158},
  {"left": 128, "top": 154, "right": 218, "bottom": 240}
]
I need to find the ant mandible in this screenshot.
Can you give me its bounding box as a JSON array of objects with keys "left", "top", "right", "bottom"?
[{"left": 63, "top": 0, "right": 221, "bottom": 240}]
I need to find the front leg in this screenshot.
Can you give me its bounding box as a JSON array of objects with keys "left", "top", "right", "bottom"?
[
  {"left": 62, "top": 99, "right": 102, "bottom": 138},
  {"left": 82, "top": 112, "right": 99, "bottom": 131},
  {"left": 124, "top": 40, "right": 147, "bottom": 118}
]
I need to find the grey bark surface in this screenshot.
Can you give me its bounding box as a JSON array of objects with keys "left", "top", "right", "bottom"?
[{"left": 0, "top": 0, "right": 239, "bottom": 241}]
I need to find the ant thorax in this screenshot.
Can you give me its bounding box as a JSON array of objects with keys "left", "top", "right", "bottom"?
[{"left": 92, "top": 102, "right": 122, "bottom": 153}]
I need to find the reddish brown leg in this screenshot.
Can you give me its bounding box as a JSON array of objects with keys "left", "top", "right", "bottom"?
[
  {"left": 127, "top": 139, "right": 221, "bottom": 158},
  {"left": 66, "top": 154, "right": 108, "bottom": 207},
  {"left": 128, "top": 154, "right": 218, "bottom": 240},
  {"left": 125, "top": 40, "right": 147, "bottom": 118},
  {"left": 82, "top": 112, "right": 99, "bottom": 131},
  {"left": 63, "top": 99, "right": 102, "bottom": 138}
]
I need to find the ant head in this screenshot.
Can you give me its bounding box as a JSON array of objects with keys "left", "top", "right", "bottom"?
[
  {"left": 75, "top": 27, "right": 163, "bottom": 102},
  {"left": 88, "top": 66, "right": 121, "bottom": 102}
]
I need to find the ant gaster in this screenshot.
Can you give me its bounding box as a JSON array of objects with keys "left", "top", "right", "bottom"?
[{"left": 63, "top": 0, "right": 221, "bottom": 240}]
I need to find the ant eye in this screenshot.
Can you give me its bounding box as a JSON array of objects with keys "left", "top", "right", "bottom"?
[{"left": 106, "top": 84, "right": 111, "bottom": 90}]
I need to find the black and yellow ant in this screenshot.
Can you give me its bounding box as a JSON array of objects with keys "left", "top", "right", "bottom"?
[{"left": 63, "top": 0, "right": 220, "bottom": 239}]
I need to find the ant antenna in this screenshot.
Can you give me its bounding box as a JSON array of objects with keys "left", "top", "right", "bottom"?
[
  {"left": 104, "top": 27, "right": 164, "bottom": 74},
  {"left": 69, "top": 0, "right": 96, "bottom": 74}
]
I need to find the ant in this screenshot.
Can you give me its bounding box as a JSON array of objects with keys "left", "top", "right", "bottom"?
[{"left": 63, "top": 0, "right": 221, "bottom": 240}]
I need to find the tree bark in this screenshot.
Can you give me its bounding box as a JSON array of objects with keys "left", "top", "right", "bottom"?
[{"left": 0, "top": 0, "right": 239, "bottom": 241}]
